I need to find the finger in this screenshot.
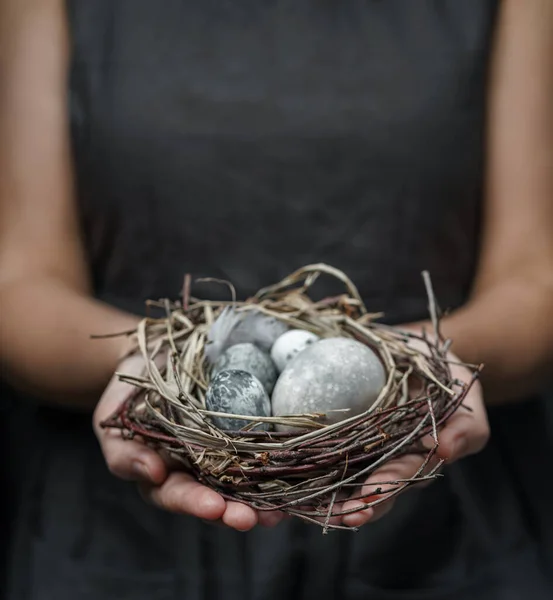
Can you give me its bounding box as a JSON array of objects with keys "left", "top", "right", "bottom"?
[
  {"left": 294, "top": 495, "right": 346, "bottom": 528},
  {"left": 202, "top": 506, "right": 285, "bottom": 529},
  {"left": 257, "top": 510, "right": 286, "bottom": 528},
  {"left": 94, "top": 355, "right": 148, "bottom": 421},
  {"left": 201, "top": 513, "right": 285, "bottom": 529},
  {"left": 221, "top": 501, "right": 259, "bottom": 531},
  {"left": 201, "top": 511, "right": 284, "bottom": 530},
  {"left": 139, "top": 472, "right": 227, "bottom": 521},
  {"left": 437, "top": 374, "right": 489, "bottom": 462},
  {"left": 94, "top": 355, "right": 171, "bottom": 485},
  {"left": 341, "top": 453, "right": 429, "bottom": 527},
  {"left": 97, "top": 426, "right": 169, "bottom": 485},
  {"left": 311, "top": 505, "right": 346, "bottom": 528},
  {"left": 370, "top": 498, "right": 396, "bottom": 522},
  {"left": 403, "top": 336, "right": 489, "bottom": 464}
]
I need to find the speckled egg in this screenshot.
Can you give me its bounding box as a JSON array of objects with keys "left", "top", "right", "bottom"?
[
  {"left": 271, "top": 337, "right": 386, "bottom": 430},
  {"left": 270, "top": 329, "right": 320, "bottom": 372},
  {"left": 205, "top": 369, "right": 271, "bottom": 431},
  {"left": 212, "top": 343, "right": 278, "bottom": 393}
]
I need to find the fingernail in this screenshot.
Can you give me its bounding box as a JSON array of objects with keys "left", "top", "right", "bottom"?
[{"left": 132, "top": 461, "right": 151, "bottom": 481}]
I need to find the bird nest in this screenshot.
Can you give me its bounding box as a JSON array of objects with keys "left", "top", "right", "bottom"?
[{"left": 101, "top": 264, "right": 479, "bottom": 532}]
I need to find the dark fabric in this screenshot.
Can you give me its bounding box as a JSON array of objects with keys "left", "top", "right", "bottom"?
[
  {"left": 6, "top": 1, "right": 553, "bottom": 598},
  {"left": 1, "top": 381, "right": 15, "bottom": 600}
]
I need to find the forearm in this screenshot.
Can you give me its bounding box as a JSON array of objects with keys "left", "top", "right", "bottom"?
[
  {"left": 432, "top": 275, "right": 553, "bottom": 405},
  {"left": 0, "top": 275, "right": 140, "bottom": 410}
]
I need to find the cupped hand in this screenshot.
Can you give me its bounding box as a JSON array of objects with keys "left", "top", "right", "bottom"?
[
  {"left": 93, "top": 354, "right": 285, "bottom": 531},
  {"left": 339, "top": 328, "right": 490, "bottom": 528}
]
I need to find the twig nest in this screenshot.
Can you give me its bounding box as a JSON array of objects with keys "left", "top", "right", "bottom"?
[
  {"left": 205, "top": 370, "right": 271, "bottom": 431},
  {"left": 212, "top": 342, "right": 278, "bottom": 394},
  {"left": 270, "top": 329, "right": 320, "bottom": 372},
  {"left": 100, "top": 264, "right": 479, "bottom": 533},
  {"left": 271, "top": 337, "right": 386, "bottom": 431}
]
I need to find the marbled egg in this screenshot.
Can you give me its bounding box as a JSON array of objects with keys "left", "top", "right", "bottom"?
[
  {"left": 270, "top": 329, "right": 320, "bottom": 372},
  {"left": 205, "top": 369, "right": 271, "bottom": 431},
  {"left": 212, "top": 343, "right": 278, "bottom": 393},
  {"left": 271, "top": 337, "right": 386, "bottom": 430}
]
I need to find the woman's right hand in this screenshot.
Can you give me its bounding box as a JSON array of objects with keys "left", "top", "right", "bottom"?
[{"left": 93, "top": 355, "right": 284, "bottom": 531}]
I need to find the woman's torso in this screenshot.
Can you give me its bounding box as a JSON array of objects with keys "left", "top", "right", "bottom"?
[
  {"left": 7, "top": 2, "right": 553, "bottom": 599},
  {"left": 70, "top": 0, "right": 489, "bottom": 319}
]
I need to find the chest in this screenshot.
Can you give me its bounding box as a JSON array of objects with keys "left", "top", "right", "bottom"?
[{"left": 68, "top": 0, "right": 497, "bottom": 316}]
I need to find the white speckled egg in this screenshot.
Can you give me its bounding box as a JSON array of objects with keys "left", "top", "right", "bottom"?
[
  {"left": 206, "top": 370, "right": 271, "bottom": 431},
  {"left": 270, "top": 329, "right": 320, "bottom": 372},
  {"left": 212, "top": 343, "right": 278, "bottom": 394},
  {"left": 271, "top": 337, "right": 386, "bottom": 430}
]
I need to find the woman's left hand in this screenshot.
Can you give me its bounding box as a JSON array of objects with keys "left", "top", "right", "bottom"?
[
  {"left": 94, "top": 353, "right": 287, "bottom": 531},
  {"left": 340, "top": 329, "right": 490, "bottom": 528}
]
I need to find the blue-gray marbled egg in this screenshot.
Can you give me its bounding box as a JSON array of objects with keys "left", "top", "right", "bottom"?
[
  {"left": 270, "top": 329, "right": 320, "bottom": 372},
  {"left": 212, "top": 343, "right": 278, "bottom": 393},
  {"left": 205, "top": 369, "right": 271, "bottom": 431},
  {"left": 271, "top": 337, "right": 386, "bottom": 431}
]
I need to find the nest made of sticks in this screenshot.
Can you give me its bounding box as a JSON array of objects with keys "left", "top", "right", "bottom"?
[{"left": 101, "top": 264, "right": 479, "bottom": 532}]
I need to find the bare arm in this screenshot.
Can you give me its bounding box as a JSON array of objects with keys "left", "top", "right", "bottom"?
[
  {"left": 0, "top": 0, "right": 139, "bottom": 409},
  {"left": 343, "top": 0, "right": 553, "bottom": 526},
  {"left": 426, "top": 0, "right": 553, "bottom": 405},
  {"left": 0, "top": 1, "right": 271, "bottom": 531}
]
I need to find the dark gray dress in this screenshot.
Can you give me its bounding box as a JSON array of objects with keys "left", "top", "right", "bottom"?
[{"left": 6, "top": 1, "right": 553, "bottom": 599}]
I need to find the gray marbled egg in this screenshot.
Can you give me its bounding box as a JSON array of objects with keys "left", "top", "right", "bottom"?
[
  {"left": 234, "top": 311, "right": 289, "bottom": 352},
  {"left": 212, "top": 343, "right": 278, "bottom": 394},
  {"left": 271, "top": 337, "right": 386, "bottom": 430},
  {"left": 206, "top": 369, "right": 271, "bottom": 431}
]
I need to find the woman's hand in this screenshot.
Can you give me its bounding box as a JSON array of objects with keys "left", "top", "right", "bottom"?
[
  {"left": 93, "top": 354, "right": 285, "bottom": 531},
  {"left": 340, "top": 329, "right": 490, "bottom": 528},
  {"left": 93, "top": 328, "right": 489, "bottom": 532}
]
